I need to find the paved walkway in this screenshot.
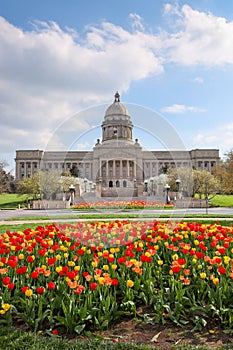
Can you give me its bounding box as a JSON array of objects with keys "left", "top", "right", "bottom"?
[
  {"left": 1, "top": 217, "right": 233, "bottom": 227},
  {"left": 0, "top": 207, "right": 233, "bottom": 227}
]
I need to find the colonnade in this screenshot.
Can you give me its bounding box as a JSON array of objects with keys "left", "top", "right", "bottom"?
[{"left": 99, "top": 159, "right": 136, "bottom": 179}]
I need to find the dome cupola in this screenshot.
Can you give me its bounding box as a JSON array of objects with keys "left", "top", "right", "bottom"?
[{"left": 101, "top": 92, "right": 133, "bottom": 143}]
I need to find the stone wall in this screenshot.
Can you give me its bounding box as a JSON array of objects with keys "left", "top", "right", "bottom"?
[{"left": 32, "top": 200, "right": 70, "bottom": 209}]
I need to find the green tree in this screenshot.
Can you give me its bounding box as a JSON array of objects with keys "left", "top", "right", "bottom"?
[
  {"left": 167, "top": 167, "right": 221, "bottom": 198},
  {"left": 60, "top": 176, "right": 77, "bottom": 194},
  {"left": 70, "top": 164, "right": 80, "bottom": 177},
  {"left": 0, "top": 163, "right": 16, "bottom": 194},
  {"left": 17, "top": 173, "right": 40, "bottom": 199},
  {"left": 193, "top": 169, "right": 221, "bottom": 199},
  {"left": 167, "top": 167, "right": 193, "bottom": 197},
  {"left": 39, "top": 171, "right": 61, "bottom": 200},
  {"left": 213, "top": 150, "right": 233, "bottom": 194}
]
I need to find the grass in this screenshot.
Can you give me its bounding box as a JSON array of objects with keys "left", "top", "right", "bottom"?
[
  {"left": 4, "top": 213, "right": 233, "bottom": 221},
  {"left": 0, "top": 194, "right": 30, "bottom": 209},
  {"left": 0, "top": 327, "right": 232, "bottom": 350},
  {"left": 0, "top": 328, "right": 153, "bottom": 350},
  {"left": 211, "top": 195, "right": 233, "bottom": 207}
]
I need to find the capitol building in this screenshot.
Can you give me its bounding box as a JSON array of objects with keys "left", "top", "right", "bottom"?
[{"left": 15, "top": 92, "right": 220, "bottom": 197}]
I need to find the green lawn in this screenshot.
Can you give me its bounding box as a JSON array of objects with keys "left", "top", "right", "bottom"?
[
  {"left": 210, "top": 195, "right": 233, "bottom": 207},
  {"left": 0, "top": 329, "right": 155, "bottom": 350},
  {"left": 0, "top": 194, "right": 30, "bottom": 209}
]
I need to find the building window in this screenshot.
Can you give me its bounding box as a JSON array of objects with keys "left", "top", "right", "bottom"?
[
  {"left": 123, "top": 180, "right": 127, "bottom": 187},
  {"left": 109, "top": 180, "right": 113, "bottom": 188},
  {"left": 116, "top": 180, "right": 120, "bottom": 187}
]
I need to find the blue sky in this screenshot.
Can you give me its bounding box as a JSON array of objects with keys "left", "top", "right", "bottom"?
[{"left": 1, "top": 0, "right": 233, "bottom": 172}]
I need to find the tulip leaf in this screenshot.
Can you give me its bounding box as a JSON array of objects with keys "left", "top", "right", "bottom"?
[{"left": 151, "top": 331, "right": 161, "bottom": 342}]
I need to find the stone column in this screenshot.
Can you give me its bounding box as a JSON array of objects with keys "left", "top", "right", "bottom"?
[
  {"left": 127, "top": 160, "right": 130, "bottom": 177},
  {"left": 134, "top": 161, "right": 137, "bottom": 178},
  {"left": 106, "top": 160, "right": 109, "bottom": 178},
  {"left": 120, "top": 160, "right": 123, "bottom": 178},
  {"left": 99, "top": 160, "right": 102, "bottom": 178},
  {"left": 113, "top": 160, "right": 116, "bottom": 178}
]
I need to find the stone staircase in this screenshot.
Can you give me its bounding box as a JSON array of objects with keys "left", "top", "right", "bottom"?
[{"left": 75, "top": 191, "right": 166, "bottom": 204}]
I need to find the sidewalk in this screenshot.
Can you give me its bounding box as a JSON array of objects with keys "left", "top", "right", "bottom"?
[{"left": 1, "top": 216, "right": 233, "bottom": 226}]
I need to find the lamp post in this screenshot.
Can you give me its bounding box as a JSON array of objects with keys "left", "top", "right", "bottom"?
[
  {"left": 69, "top": 184, "right": 75, "bottom": 206},
  {"left": 176, "top": 179, "right": 181, "bottom": 199},
  {"left": 150, "top": 179, "right": 153, "bottom": 196},
  {"left": 164, "top": 184, "right": 170, "bottom": 204},
  {"left": 205, "top": 184, "right": 209, "bottom": 215},
  {"left": 84, "top": 178, "right": 87, "bottom": 192},
  {"left": 89, "top": 181, "right": 93, "bottom": 192}
]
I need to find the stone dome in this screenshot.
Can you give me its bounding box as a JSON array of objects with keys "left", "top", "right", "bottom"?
[
  {"left": 101, "top": 92, "right": 133, "bottom": 143},
  {"left": 104, "top": 92, "right": 132, "bottom": 123}
]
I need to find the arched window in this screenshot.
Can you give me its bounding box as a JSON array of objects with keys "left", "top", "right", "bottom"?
[
  {"left": 109, "top": 180, "right": 113, "bottom": 188},
  {"left": 123, "top": 180, "right": 127, "bottom": 188},
  {"left": 116, "top": 180, "right": 120, "bottom": 187}
]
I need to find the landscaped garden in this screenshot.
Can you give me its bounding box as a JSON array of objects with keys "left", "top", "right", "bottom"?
[
  {"left": 71, "top": 200, "right": 174, "bottom": 210},
  {"left": 1, "top": 219, "right": 233, "bottom": 348}
]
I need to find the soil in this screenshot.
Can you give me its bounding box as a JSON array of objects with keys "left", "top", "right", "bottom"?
[{"left": 94, "top": 309, "right": 233, "bottom": 349}]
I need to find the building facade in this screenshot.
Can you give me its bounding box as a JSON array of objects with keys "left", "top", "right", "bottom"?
[{"left": 15, "top": 92, "right": 220, "bottom": 197}]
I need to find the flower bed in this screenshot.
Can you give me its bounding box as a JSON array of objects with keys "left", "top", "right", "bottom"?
[
  {"left": 1, "top": 220, "right": 233, "bottom": 335},
  {"left": 71, "top": 200, "right": 173, "bottom": 210}
]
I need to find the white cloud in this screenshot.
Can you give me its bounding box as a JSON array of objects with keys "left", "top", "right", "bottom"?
[
  {"left": 76, "top": 142, "right": 91, "bottom": 150},
  {"left": 194, "top": 77, "right": 204, "bottom": 84},
  {"left": 161, "top": 104, "right": 206, "bottom": 114},
  {"left": 194, "top": 133, "right": 217, "bottom": 143},
  {"left": 163, "top": 3, "right": 181, "bottom": 17},
  {"left": 129, "top": 13, "right": 145, "bottom": 31},
  {"left": 191, "top": 123, "right": 233, "bottom": 157},
  {"left": 164, "top": 4, "right": 233, "bottom": 66},
  {"left": 0, "top": 15, "right": 164, "bottom": 168}
]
